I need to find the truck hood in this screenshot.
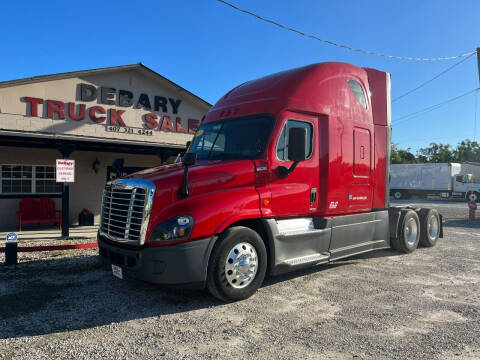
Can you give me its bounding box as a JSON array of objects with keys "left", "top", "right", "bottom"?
[{"left": 127, "top": 159, "right": 256, "bottom": 219}]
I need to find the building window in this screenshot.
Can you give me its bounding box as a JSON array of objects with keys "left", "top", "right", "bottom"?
[
  {"left": 276, "top": 119, "right": 313, "bottom": 161},
  {"left": 0, "top": 164, "right": 62, "bottom": 194},
  {"left": 35, "top": 166, "right": 62, "bottom": 193}
]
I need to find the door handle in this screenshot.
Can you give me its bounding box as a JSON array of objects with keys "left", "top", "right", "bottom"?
[{"left": 310, "top": 188, "right": 317, "bottom": 205}]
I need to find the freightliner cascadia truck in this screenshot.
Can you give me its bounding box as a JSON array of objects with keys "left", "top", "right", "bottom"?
[{"left": 98, "top": 62, "right": 443, "bottom": 301}]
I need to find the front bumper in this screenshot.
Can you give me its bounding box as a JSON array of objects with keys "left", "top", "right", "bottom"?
[{"left": 98, "top": 234, "right": 217, "bottom": 287}]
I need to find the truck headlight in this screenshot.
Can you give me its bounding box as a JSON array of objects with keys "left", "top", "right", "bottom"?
[{"left": 149, "top": 215, "right": 194, "bottom": 242}]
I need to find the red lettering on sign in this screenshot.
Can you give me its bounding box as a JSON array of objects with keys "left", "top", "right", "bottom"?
[
  {"left": 160, "top": 116, "right": 174, "bottom": 132},
  {"left": 144, "top": 113, "right": 158, "bottom": 130},
  {"left": 25, "top": 97, "right": 44, "bottom": 117},
  {"left": 176, "top": 117, "right": 187, "bottom": 133},
  {"left": 188, "top": 118, "right": 200, "bottom": 134},
  {"left": 89, "top": 106, "right": 106, "bottom": 123},
  {"left": 68, "top": 103, "right": 86, "bottom": 121},
  {"left": 47, "top": 100, "right": 65, "bottom": 119},
  {"left": 109, "top": 109, "right": 126, "bottom": 126}
]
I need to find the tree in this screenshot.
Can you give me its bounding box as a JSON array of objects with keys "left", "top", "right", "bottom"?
[
  {"left": 392, "top": 139, "right": 480, "bottom": 164},
  {"left": 417, "top": 143, "right": 454, "bottom": 163},
  {"left": 453, "top": 139, "right": 480, "bottom": 162},
  {"left": 391, "top": 143, "right": 417, "bottom": 164}
]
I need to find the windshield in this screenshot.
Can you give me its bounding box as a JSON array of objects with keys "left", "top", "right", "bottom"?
[{"left": 189, "top": 115, "right": 274, "bottom": 161}]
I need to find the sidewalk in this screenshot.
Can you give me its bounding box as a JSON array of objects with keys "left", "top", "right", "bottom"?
[
  {"left": 0, "top": 225, "right": 98, "bottom": 243},
  {"left": 0, "top": 226, "right": 99, "bottom": 264}
]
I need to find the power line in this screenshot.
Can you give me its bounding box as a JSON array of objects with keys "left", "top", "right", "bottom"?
[
  {"left": 217, "top": 0, "right": 475, "bottom": 61},
  {"left": 393, "top": 53, "right": 476, "bottom": 102},
  {"left": 395, "top": 134, "right": 472, "bottom": 144},
  {"left": 393, "top": 88, "right": 479, "bottom": 125}
]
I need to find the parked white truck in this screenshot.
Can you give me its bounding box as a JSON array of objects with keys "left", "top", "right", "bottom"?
[{"left": 390, "top": 163, "right": 480, "bottom": 202}]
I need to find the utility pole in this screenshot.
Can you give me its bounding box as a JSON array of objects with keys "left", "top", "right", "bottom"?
[
  {"left": 477, "top": 48, "right": 480, "bottom": 85},
  {"left": 475, "top": 48, "right": 480, "bottom": 141}
]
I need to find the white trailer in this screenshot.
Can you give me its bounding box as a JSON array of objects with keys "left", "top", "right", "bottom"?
[{"left": 390, "top": 163, "right": 480, "bottom": 201}]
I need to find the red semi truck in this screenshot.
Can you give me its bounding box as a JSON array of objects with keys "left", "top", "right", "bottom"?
[{"left": 98, "top": 62, "right": 443, "bottom": 301}]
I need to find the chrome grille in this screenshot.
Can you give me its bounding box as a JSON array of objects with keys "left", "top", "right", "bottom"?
[{"left": 100, "top": 179, "right": 155, "bottom": 246}]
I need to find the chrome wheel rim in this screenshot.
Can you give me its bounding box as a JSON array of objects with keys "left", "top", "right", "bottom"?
[
  {"left": 225, "top": 242, "right": 258, "bottom": 289},
  {"left": 404, "top": 218, "right": 418, "bottom": 246},
  {"left": 469, "top": 193, "right": 478, "bottom": 202},
  {"left": 394, "top": 192, "right": 401, "bottom": 199},
  {"left": 427, "top": 215, "right": 439, "bottom": 240}
]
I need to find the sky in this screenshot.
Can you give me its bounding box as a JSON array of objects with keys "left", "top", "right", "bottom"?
[{"left": 0, "top": 0, "right": 479, "bottom": 153}]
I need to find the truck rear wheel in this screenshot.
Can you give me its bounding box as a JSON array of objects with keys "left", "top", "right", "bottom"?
[
  {"left": 418, "top": 208, "right": 440, "bottom": 247},
  {"left": 207, "top": 226, "right": 267, "bottom": 302},
  {"left": 391, "top": 209, "right": 420, "bottom": 253},
  {"left": 393, "top": 191, "right": 403, "bottom": 200}
]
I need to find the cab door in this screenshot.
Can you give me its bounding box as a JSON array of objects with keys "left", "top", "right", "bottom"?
[{"left": 268, "top": 112, "right": 319, "bottom": 217}]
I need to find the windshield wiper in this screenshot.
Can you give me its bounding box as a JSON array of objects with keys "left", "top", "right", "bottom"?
[{"left": 207, "top": 121, "right": 225, "bottom": 159}]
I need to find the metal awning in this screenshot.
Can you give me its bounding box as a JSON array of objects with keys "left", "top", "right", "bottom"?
[{"left": 0, "top": 130, "right": 185, "bottom": 156}]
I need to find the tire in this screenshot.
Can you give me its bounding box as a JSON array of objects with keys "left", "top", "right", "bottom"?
[
  {"left": 390, "top": 209, "right": 420, "bottom": 253},
  {"left": 466, "top": 191, "right": 480, "bottom": 203},
  {"left": 418, "top": 208, "right": 440, "bottom": 247},
  {"left": 393, "top": 191, "right": 403, "bottom": 200},
  {"left": 207, "top": 226, "right": 267, "bottom": 302}
]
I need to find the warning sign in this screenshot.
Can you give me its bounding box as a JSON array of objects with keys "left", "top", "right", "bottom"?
[{"left": 56, "top": 159, "right": 75, "bottom": 183}]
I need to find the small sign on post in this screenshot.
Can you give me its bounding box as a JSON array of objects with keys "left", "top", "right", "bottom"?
[
  {"left": 56, "top": 159, "right": 75, "bottom": 183},
  {"left": 5, "top": 232, "right": 18, "bottom": 265}
]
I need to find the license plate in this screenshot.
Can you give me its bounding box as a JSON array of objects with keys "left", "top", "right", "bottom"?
[{"left": 112, "top": 264, "right": 123, "bottom": 279}]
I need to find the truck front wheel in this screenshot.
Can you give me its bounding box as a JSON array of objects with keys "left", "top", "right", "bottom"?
[{"left": 207, "top": 226, "right": 267, "bottom": 302}]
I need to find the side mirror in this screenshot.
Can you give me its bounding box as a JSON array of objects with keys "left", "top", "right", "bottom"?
[
  {"left": 182, "top": 152, "right": 197, "bottom": 167},
  {"left": 278, "top": 128, "right": 307, "bottom": 179},
  {"left": 287, "top": 127, "right": 307, "bottom": 162},
  {"left": 178, "top": 152, "right": 197, "bottom": 199}
]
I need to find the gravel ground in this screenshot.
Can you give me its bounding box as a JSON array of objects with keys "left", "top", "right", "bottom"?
[{"left": 1, "top": 201, "right": 479, "bottom": 359}]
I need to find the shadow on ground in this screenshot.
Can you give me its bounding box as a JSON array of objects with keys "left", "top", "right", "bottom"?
[
  {"left": 0, "top": 247, "right": 405, "bottom": 339},
  {"left": 444, "top": 218, "right": 480, "bottom": 228}
]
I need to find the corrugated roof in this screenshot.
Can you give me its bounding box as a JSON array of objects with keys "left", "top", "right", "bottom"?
[{"left": 0, "top": 63, "right": 211, "bottom": 109}]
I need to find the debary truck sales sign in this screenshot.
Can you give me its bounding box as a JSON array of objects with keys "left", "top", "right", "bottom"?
[{"left": 23, "top": 84, "right": 201, "bottom": 135}]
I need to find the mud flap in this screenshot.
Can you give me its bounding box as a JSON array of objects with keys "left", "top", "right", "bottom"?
[
  {"left": 388, "top": 208, "right": 402, "bottom": 240},
  {"left": 439, "top": 214, "right": 444, "bottom": 238}
]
